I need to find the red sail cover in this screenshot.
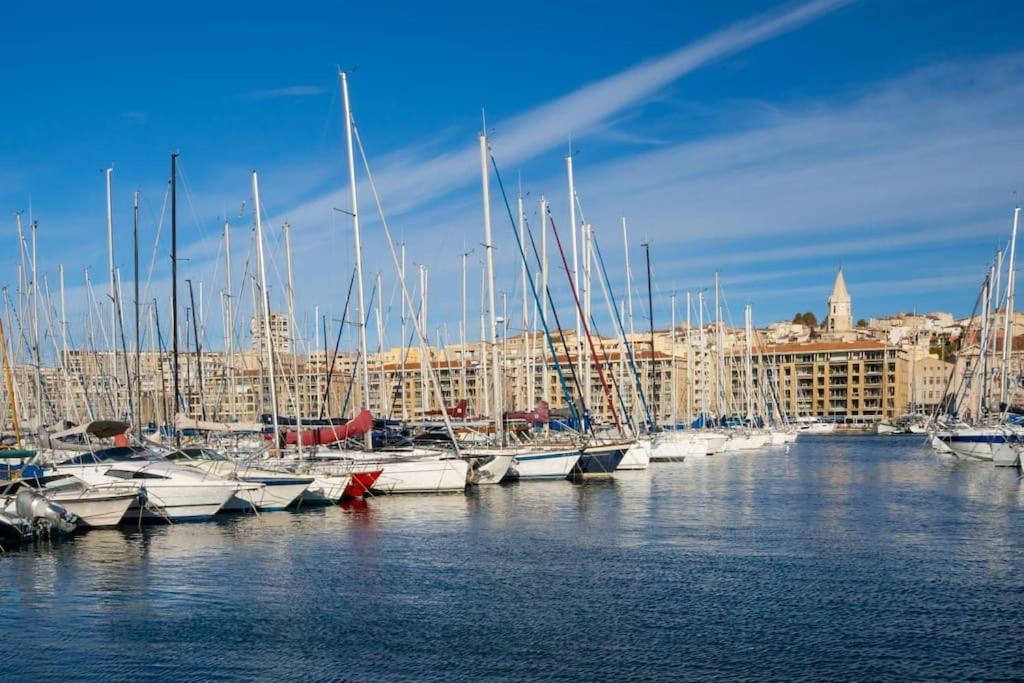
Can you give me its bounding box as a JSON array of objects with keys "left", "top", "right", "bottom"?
[
  {"left": 423, "top": 399, "right": 467, "bottom": 419},
  {"left": 504, "top": 400, "right": 549, "bottom": 425},
  {"left": 283, "top": 410, "right": 374, "bottom": 446}
]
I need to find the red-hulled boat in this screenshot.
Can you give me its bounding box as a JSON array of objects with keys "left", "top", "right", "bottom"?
[{"left": 343, "top": 470, "right": 383, "bottom": 500}]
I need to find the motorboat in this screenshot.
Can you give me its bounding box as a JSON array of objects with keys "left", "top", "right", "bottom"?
[
  {"left": 50, "top": 447, "right": 246, "bottom": 521},
  {"left": 5, "top": 474, "right": 137, "bottom": 527},
  {"left": 167, "top": 447, "right": 313, "bottom": 511}
]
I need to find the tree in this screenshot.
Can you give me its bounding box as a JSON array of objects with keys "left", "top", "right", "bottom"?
[
  {"left": 856, "top": 319, "right": 867, "bottom": 328},
  {"left": 792, "top": 311, "right": 819, "bottom": 327}
]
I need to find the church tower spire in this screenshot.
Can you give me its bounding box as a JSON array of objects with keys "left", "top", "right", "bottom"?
[{"left": 826, "top": 268, "right": 852, "bottom": 333}]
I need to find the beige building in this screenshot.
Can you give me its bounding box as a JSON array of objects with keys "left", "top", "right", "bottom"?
[{"left": 746, "top": 340, "right": 906, "bottom": 421}]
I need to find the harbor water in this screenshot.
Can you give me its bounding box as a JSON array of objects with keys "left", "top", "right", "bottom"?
[{"left": 2, "top": 436, "right": 1023, "bottom": 680}]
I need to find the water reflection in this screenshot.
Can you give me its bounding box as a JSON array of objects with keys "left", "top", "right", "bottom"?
[{"left": 1, "top": 437, "right": 1022, "bottom": 680}]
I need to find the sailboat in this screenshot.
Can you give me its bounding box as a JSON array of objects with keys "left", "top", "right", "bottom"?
[{"left": 935, "top": 206, "right": 1022, "bottom": 467}]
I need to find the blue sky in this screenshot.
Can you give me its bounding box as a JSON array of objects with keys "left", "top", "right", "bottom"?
[{"left": 2, "top": 0, "right": 1024, "bottom": 351}]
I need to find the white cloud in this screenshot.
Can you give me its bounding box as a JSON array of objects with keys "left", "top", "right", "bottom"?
[{"left": 244, "top": 85, "right": 328, "bottom": 100}]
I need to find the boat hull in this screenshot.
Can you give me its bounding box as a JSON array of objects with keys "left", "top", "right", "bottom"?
[
  {"left": 371, "top": 458, "right": 469, "bottom": 494},
  {"left": 223, "top": 479, "right": 311, "bottom": 512},
  {"left": 464, "top": 452, "right": 515, "bottom": 485},
  {"left": 572, "top": 444, "right": 627, "bottom": 478},
  {"left": 618, "top": 440, "right": 651, "bottom": 469},
  {"left": 722, "top": 432, "right": 770, "bottom": 451},
  {"left": 52, "top": 492, "right": 136, "bottom": 528},
  {"left": 939, "top": 430, "right": 1019, "bottom": 462},
  {"left": 650, "top": 433, "right": 706, "bottom": 461},
  {"left": 508, "top": 449, "right": 581, "bottom": 480}
]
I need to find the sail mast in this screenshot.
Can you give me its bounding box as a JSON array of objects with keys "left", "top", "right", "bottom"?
[
  {"left": 400, "top": 243, "right": 407, "bottom": 420},
  {"left": 375, "top": 271, "right": 386, "bottom": 416},
  {"left": 540, "top": 196, "right": 550, "bottom": 411},
  {"left": 133, "top": 191, "right": 142, "bottom": 438},
  {"left": 224, "top": 220, "right": 236, "bottom": 421},
  {"left": 518, "top": 193, "right": 529, "bottom": 409},
  {"left": 252, "top": 171, "right": 279, "bottom": 447},
  {"left": 170, "top": 153, "right": 180, "bottom": 444},
  {"left": 340, "top": 69, "right": 372, "bottom": 451},
  {"left": 1001, "top": 206, "right": 1019, "bottom": 406},
  {"left": 670, "top": 293, "right": 677, "bottom": 428},
  {"left": 460, "top": 249, "right": 468, "bottom": 406},
  {"left": 745, "top": 303, "right": 754, "bottom": 422},
  {"left": 420, "top": 265, "right": 429, "bottom": 417},
  {"left": 480, "top": 131, "right": 503, "bottom": 445},
  {"left": 644, "top": 242, "right": 656, "bottom": 426},
  {"left": 59, "top": 264, "right": 74, "bottom": 422},
  {"left": 567, "top": 153, "right": 582, "bottom": 387},
  {"left": 686, "top": 292, "right": 693, "bottom": 425},
  {"left": 105, "top": 167, "right": 117, "bottom": 417},
  {"left": 284, "top": 222, "right": 303, "bottom": 458}
]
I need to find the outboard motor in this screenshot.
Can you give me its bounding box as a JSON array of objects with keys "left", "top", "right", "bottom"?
[{"left": 14, "top": 489, "right": 79, "bottom": 534}]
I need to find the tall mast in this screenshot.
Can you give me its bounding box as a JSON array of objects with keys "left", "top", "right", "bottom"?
[
  {"left": 59, "top": 264, "right": 73, "bottom": 421},
  {"left": 375, "top": 271, "right": 386, "bottom": 416},
  {"left": 698, "top": 291, "right": 707, "bottom": 423},
  {"left": 622, "top": 216, "right": 638, "bottom": 425},
  {"left": 460, "top": 249, "right": 468, "bottom": 405},
  {"left": 567, "top": 152, "right": 581, "bottom": 386},
  {"left": 105, "top": 167, "right": 117, "bottom": 414},
  {"left": 133, "top": 191, "right": 141, "bottom": 438},
  {"left": 480, "top": 132, "right": 503, "bottom": 445},
  {"left": 622, "top": 218, "right": 635, "bottom": 336},
  {"left": 420, "top": 265, "right": 430, "bottom": 417},
  {"left": 1001, "top": 206, "right": 1019, "bottom": 405},
  {"left": 170, "top": 153, "right": 180, "bottom": 444},
  {"left": 252, "top": 171, "right": 280, "bottom": 447},
  {"left": 715, "top": 272, "right": 723, "bottom": 417},
  {"left": 340, "top": 69, "right": 372, "bottom": 451},
  {"left": 582, "top": 222, "right": 592, "bottom": 407},
  {"left": 686, "top": 292, "right": 693, "bottom": 425},
  {"left": 670, "top": 293, "right": 677, "bottom": 428},
  {"left": 224, "top": 220, "right": 236, "bottom": 421},
  {"left": 539, "top": 196, "right": 550, "bottom": 410},
  {"left": 480, "top": 262, "right": 489, "bottom": 416},
  {"left": 518, "top": 193, "right": 529, "bottom": 409},
  {"left": 284, "top": 222, "right": 302, "bottom": 458},
  {"left": 400, "top": 242, "right": 407, "bottom": 421},
  {"left": 744, "top": 303, "right": 754, "bottom": 422},
  {"left": 30, "top": 221, "right": 42, "bottom": 427},
  {"left": 978, "top": 273, "right": 991, "bottom": 420},
  {"left": 644, "top": 242, "right": 656, "bottom": 425}
]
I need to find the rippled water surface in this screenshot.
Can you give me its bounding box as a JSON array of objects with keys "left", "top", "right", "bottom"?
[{"left": 3, "top": 436, "right": 1023, "bottom": 681}]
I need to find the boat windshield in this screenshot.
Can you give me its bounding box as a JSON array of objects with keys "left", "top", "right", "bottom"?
[
  {"left": 59, "top": 447, "right": 150, "bottom": 465},
  {"left": 167, "top": 448, "right": 227, "bottom": 462}
]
